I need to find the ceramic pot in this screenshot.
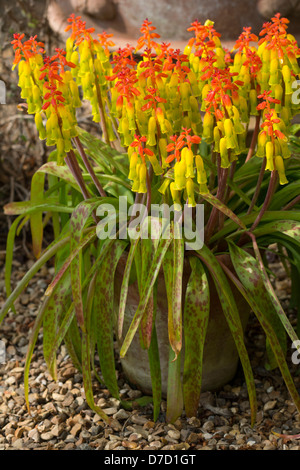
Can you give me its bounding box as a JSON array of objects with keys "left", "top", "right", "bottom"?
[{"left": 114, "top": 254, "right": 251, "bottom": 397}]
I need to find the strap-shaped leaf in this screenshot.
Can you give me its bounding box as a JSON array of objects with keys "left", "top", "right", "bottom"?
[
  {"left": 45, "top": 227, "right": 96, "bottom": 296},
  {"left": 24, "top": 296, "right": 52, "bottom": 412},
  {"left": 254, "top": 220, "right": 300, "bottom": 244},
  {"left": 94, "top": 240, "right": 127, "bottom": 399},
  {"left": 118, "top": 237, "right": 140, "bottom": 339},
  {"left": 163, "top": 227, "right": 184, "bottom": 359},
  {"left": 70, "top": 200, "right": 99, "bottom": 329},
  {"left": 120, "top": 228, "right": 173, "bottom": 359},
  {"left": 37, "top": 161, "right": 79, "bottom": 190},
  {"left": 139, "top": 236, "right": 155, "bottom": 349},
  {"left": 222, "top": 245, "right": 300, "bottom": 415},
  {"left": 183, "top": 257, "right": 210, "bottom": 417},
  {"left": 43, "top": 270, "right": 72, "bottom": 380},
  {"left": 200, "top": 192, "right": 247, "bottom": 230},
  {"left": 193, "top": 243, "right": 257, "bottom": 426},
  {"left": 210, "top": 211, "right": 300, "bottom": 244},
  {"left": 0, "top": 235, "right": 70, "bottom": 323},
  {"left": 249, "top": 234, "right": 300, "bottom": 348},
  {"left": 5, "top": 215, "right": 26, "bottom": 314},
  {"left": 144, "top": 281, "right": 161, "bottom": 421},
  {"left": 82, "top": 273, "right": 110, "bottom": 423},
  {"left": 228, "top": 242, "right": 287, "bottom": 366},
  {"left": 30, "top": 172, "right": 46, "bottom": 258},
  {"left": 166, "top": 347, "right": 183, "bottom": 423}
]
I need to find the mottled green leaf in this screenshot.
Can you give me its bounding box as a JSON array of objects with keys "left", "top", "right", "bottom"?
[
  {"left": 5, "top": 215, "right": 25, "bottom": 314},
  {"left": 254, "top": 220, "right": 300, "bottom": 244},
  {"left": 118, "top": 237, "right": 140, "bottom": 339},
  {"left": 0, "top": 236, "right": 70, "bottom": 324},
  {"left": 223, "top": 245, "right": 300, "bottom": 415},
  {"left": 70, "top": 200, "right": 99, "bottom": 329},
  {"left": 250, "top": 235, "right": 300, "bottom": 348},
  {"left": 193, "top": 243, "right": 257, "bottom": 426},
  {"left": 146, "top": 282, "right": 161, "bottom": 421},
  {"left": 24, "top": 296, "right": 51, "bottom": 412},
  {"left": 43, "top": 270, "right": 72, "bottom": 380},
  {"left": 45, "top": 227, "right": 96, "bottom": 296},
  {"left": 4, "top": 201, "right": 73, "bottom": 215},
  {"left": 37, "top": 161, "right": 79, "bottom": 190},
  {"left": 120, "top": 230, "right": 173, "bottom": 359},
  {"left": 183, "top": 257, "right": 210, "bottom": 417},
  {"left": 94, "top": 240, "right": 127, "bottom": 399},
  {"left": 200, "top": 192, "right": 247, "bottom": 230},
  {"left": 166, "top": 347, "right": 183, "bottom": 423},
  {"left": 163, "top": 225, "right": 184, "bottom": 359},
  {"left": 81, "top": 274, "right": 110, "bottom": 422}
]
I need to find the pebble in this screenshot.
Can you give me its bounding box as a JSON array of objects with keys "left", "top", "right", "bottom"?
[
  {"left": 167, "top": 429, "right": 181, "bottom": 440},
  {"left": 264, "top": 400, "right": 277, "bottom": 411},
  {"left": 113, "top": 409, "right": 129, "bottom": 420}
]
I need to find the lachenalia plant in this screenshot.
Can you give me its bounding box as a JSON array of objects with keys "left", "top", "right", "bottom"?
[{"left": 1, "top": 13, "right": 300, "bottom": 425}]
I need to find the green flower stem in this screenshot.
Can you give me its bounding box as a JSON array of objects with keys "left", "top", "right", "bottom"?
[{"left": 73, "top": 136, "right": 107, "bottom": 197}]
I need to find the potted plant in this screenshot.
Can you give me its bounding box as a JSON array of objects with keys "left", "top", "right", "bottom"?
[{"left": 1, "top": 13, "right": 300, "bottom": 425}]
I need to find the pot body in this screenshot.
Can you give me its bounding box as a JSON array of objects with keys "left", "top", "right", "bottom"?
[{"left": 115, "top": 255, "right": 250, "bottom": 398}]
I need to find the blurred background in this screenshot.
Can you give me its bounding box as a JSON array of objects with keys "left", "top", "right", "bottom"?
[{"left": 1, "top": 0, "right": 300, "bottom": 257}]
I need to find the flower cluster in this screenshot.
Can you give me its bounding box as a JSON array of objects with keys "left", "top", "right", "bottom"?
[{"left": 12, "top": 13, "right": 300, "bottom": 200}]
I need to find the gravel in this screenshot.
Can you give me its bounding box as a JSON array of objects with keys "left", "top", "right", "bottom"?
[{"left": 1, "top": 255, "right": 300, "bottom": 450}]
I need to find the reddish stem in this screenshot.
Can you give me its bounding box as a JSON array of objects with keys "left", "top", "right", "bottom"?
[
  {"left": 73, "top": 136, "right": 107, "bottom": 197},
  {"left": 245, "top": 112, "right": 261, "bottom": 163}
]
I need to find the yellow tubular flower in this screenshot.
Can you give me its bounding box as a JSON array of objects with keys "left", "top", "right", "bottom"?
[
  {"left": 265, "top": 141, "right": 274, "bottom": 171},
  {"left": 147, "top": 116, "right": 157, "bottom": 146},
  {"left": 34, "top": 112, "right": 46, "bottom": 140},
  {"left": 202, "top": 112, "right": 214, "bottom": 143},
  {"left": 128, "top": 151, "right": 139, "bottom": 181},
  {"left": 183, "top": 148, "right": 194, "bottom": 179},
  {"left": 174, "top": 159, "right": 187, "bottom": 191},
  {"left": 219, "top": 137, "right": 230, "bottom": 168},
  {"left": 170, "top": 182, "right": 182, "bottom": 209},
  {"left": 186, "top": 177, "right": 196, "bottom": 207},
  {"left": 147, "top": 153, "right": 163, "bottom": 175},
  {"left": 138, "top": 163, "right": 148, "bottom": 193},
  {"left": 282, "top": 65, "right": 293, "bottom": 95},
  {"left": 275, "top": 155, "right": 288, "bottom": 184},
  {"left": 223, "top": 119, "right": 237, "bottom": 149}
]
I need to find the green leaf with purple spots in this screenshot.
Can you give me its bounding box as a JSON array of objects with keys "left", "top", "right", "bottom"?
[
  {"left": 200, "top": 192, "right": 247, "bottom": 231},
  {"left": 193, "top": 243, "right": 257, "bottom": 426},
  {"left": 43, "top": 270, "right": 72, "bottom": 380},
  {"left": 94, "top": 240, "right": 127, "bottom": 399},
  {"left": 254, "top": 220, "right": 300, "bottom": 244},
  {"left": 163, "top": 224, "right": 184, "bottom": 359},
  {"left": 120, "top": 230, "right": 173, "bottom": 359},
  {"left": 81, "top": 273, "right": 110, "bottom": 422},
  {"left": 70, "top": 200, "right": 99, "bottom": 329},
  {"left": 183, "top": 256, "right": 210, "bottom": 418},
  {"left": 225, "top": 242, "right": 300, "bottom": 415},
  {"left": 118, "top": 237, "right": 140, "bottom": 339},
  {"left": 166, "top": 347, "right": 183, "bottom": 423}
]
